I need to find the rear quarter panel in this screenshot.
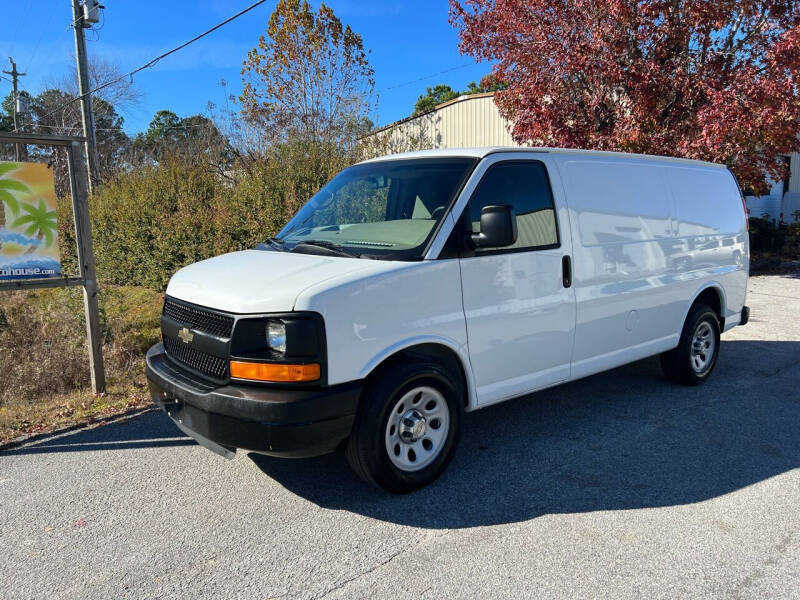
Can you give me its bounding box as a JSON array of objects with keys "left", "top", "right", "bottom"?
[{"left": 666, "top": 166, "right": 748, "bottom": 329}]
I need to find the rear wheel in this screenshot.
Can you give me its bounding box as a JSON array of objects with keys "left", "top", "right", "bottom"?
[
  {"left": 346, "top": 360, "right": 462, "bottom": 493},
  {"left": 660, "top": 303, "right": 721, "bottom": 385}
]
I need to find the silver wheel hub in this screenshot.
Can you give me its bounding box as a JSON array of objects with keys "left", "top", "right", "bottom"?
[
  {"left": 690, "top": 321, "right": 715, "bottom": 373},
  {"left": 399, "top": 409, "right": 427, "bottom": 442},
  {"left": 385, "top": 386, "right": 450, "bottom": 472}
]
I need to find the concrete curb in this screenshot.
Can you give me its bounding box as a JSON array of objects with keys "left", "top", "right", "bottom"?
[{"left": 0, "top": 405, "right": 156, "bottom": 452}]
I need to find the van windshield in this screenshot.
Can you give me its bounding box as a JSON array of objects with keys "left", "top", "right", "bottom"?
[{"left": 274, "top": 157, "right": 477, "bottom": 260}]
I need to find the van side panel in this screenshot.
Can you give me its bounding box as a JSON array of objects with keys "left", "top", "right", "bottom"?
[
  {"left": 665, "top": 166, "right": 749, "bottom": 328},
  {"left": 557, "top": 157, "right": 747, "bottom": 381},
  {"left": 557, "top": 158, "right": 684, "bottom": 378}
]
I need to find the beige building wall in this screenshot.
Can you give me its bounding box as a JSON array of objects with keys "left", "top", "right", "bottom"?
[
  {"left": 363, "top": 92, "right": 521, "bottom": 153},
  {"left": 364, "top": 93, "right": 800, "bottom": 201},
  {"left": 431, "top": 93, "right": 519, "bottom": 148}
]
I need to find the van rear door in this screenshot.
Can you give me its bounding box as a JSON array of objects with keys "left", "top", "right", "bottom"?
[{"left": 454, "top": 155, "right": 576, "bottom": 407}]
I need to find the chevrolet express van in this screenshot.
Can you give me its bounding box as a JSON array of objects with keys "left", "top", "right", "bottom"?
[{"left": 146, "top": 148, "right": 750, "bottom": 492}]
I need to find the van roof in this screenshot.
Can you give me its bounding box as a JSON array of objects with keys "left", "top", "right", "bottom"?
[{"left": 359, "top": 147, "right": 726, "bottom": 169}]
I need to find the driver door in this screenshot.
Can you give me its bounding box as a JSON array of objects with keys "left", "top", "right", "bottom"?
[{"left": 456, "top": 156, "right": 576, "bottom": 407}]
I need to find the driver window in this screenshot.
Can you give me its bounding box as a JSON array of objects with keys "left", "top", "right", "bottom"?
[{"left": 469, "top": 161, "right": 559, "bottom": 252}]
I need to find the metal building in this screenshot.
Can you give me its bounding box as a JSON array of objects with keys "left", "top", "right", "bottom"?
[
  {"left": 363, "top": 91, "right": 800, "bottom": 223},
  {"left": 362, "top": 92, "right": 520, "bottom": 152}
]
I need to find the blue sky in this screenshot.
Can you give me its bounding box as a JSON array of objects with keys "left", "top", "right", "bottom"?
[{"left": 0, "top": 0, "right": 490, "bottom": 134}]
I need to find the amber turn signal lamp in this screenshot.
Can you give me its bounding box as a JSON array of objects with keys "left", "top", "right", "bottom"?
[{"left": 229, "top": 360, "right": 320, "bottom": 382}]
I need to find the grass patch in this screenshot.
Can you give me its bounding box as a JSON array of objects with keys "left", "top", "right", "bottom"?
[{"left": 0, "top": 285, "right": 163, "bottom": 444}]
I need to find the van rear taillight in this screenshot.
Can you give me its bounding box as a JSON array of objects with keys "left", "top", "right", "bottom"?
[
  {"left": 728, "top": 169, "right": 749, "bottom": 231},
  {"left": 742, "top": 195, "right": 749, "bottom": 231}
]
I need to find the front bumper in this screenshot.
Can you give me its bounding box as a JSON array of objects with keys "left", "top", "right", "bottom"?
[{"left": 145, "top": 343, "right": 361, "bottom": 458}]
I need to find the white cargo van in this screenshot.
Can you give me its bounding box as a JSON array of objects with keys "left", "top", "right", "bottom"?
[{"left": 147, "top": 148, "right": 750, "bottom": 492}]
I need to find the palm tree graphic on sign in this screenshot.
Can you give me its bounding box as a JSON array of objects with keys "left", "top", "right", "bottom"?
[
  {"left": 11, "top": 199, "right": 58, "bottom": 254},
  {"left": 0, "top": 163, "right": 32, "bottom": 234}
]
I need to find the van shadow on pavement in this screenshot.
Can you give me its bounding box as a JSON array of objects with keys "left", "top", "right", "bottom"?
[
  {"left": 1, "top": 411, "right": 195, "bottom": 455},
  {"left": 250, "top": 339, "right": 800, "bottom": 529},
  {"left": 4, "top": 340, "right": 797, "bottom": 530}
]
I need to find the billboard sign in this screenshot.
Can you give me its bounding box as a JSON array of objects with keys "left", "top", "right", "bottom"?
[{"left": 0, "top": 162, "right": 61, "bottom": 280}]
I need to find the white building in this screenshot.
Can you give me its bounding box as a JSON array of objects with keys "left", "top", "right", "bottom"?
[{"left": 362, "top": 92, "right": 800, "bottom": 223}]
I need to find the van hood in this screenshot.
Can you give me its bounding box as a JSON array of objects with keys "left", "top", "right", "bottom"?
[{"left": 165, "top": 249, "right": 376, "bottom": 314}]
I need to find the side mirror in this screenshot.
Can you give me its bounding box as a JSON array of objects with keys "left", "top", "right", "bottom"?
[{"left": 470, "top": 204, "right": 517, "bottom": 248}]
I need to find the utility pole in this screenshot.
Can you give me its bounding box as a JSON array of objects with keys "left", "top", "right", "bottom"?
[
  {"left": 2, "top": 57, "right": 26, "bottom": 162},
  {"left": 71, "top": 0, "right": 100, "bottom": 194}
]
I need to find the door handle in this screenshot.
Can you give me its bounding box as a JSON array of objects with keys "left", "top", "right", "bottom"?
[{"left": 562, "top": 255, "right": 572, "bottom": 288}]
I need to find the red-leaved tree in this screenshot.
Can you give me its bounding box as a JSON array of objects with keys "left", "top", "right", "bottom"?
[{"left": 450, "top": 0, "right": 800, "bottom": 192}]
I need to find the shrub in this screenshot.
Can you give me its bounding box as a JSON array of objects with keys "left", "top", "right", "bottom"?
[
  {"left": 748, "top": 217, "right": 785, "bottom": 252},
  {"left": 0, "top": 286, "right": 162, "bottom": 407},
  {"left": 81, "top": 143, "right": 351, "bottom": 290},
  {"left": 787, "top": 210, "right": 800, "bottom": 238},
  {"left": 88, "top": 161, "right": 219, "bottom": 289},
  {"left": 0, "top": 288, "right": 88, "bottom": 402}
]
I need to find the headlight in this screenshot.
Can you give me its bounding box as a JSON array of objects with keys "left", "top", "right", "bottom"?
[
  {"left": 230, "top": 313, "right": 326, "bottom": 384},
  {"left": 267, "top": 320, "right": 286, "bottom": 354}
]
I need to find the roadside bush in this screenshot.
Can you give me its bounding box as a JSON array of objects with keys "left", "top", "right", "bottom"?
[
  {"left": 0, "top": 288, "right": 88, "bottom": 401},
  {"left": 56, "top": 195, "right": 79, "bottom": 277},
  {"left": 89, "top": 161, "right": 220, "bottom": 289},
  {"left": 748, "top": 217, "right": 785, "bottom": 252},
  {"left": 1, "top": 143, "right": 351, "bottom": 440},
  {"left": 0, "top": 286, "right": 162, "bottom": 407},
  {"left": 84, "top": 143, "right": 350, "bottom": 290},
  {"left": 787, "top": 210, "right": 800, "bottom": 238}
]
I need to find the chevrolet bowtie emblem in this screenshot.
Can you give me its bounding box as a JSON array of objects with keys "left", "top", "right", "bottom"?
[{"left": 178, "top": 327, "right": 194, "bottom": 344}]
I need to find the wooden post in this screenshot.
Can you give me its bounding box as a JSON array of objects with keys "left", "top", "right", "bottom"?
[{"left": 66, "top": 142, "right": 106, "bottom": 394}]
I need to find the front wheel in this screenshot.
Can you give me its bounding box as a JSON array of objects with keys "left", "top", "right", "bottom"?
[
  {"left": 345, "top": 360, "right": 462, "bottom": 493},
  {"left": 660, "top": 303, "right": 721, "bottom": 385}
]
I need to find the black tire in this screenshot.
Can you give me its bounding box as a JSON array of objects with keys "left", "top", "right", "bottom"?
[
  {"left": 345, "top": 359, "right": 463, "bottom": 493},
  {"left": 660, "top": 303, "right": 721, "bottom": 385}
]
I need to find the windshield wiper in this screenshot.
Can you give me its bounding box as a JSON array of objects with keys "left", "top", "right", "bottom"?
[
  {"left": 259, "top": 237, "right": 287, "bottom": 252},
  {"left": 291, "top": 240, "right": 362, "bottom": 259}
]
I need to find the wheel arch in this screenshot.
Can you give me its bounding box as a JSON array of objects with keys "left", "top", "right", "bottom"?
[
  {"left": 685, "top": 283, "right": 726, "bottom": 329},
  {"left": 359, "top": 337, "right": 477, "bottom": 410}
]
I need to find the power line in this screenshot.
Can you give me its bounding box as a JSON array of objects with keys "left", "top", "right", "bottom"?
[
  {"left": 26, "top": 8, "right": 58, "bottom": 72},
  {"left": 375, "top": 63, "right": 478, "bottom": 94},
  {"left": 35, "top": 121, "right": 217, "bottom": 133},
  {"left": 15, "top": 0, "right": 269, "bottom": 132},
  {"left": 8, "top": 0, "right": 33, "bottom": 58},
  {"left": 0, "top": 73, "right": 31, "bottom": 94}
]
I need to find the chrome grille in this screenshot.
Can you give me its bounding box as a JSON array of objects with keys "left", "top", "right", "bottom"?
[
  {"left": 163, "top": 297, "right": 234, "bottom": 338},
  {"left": 163, "top": 336, "right": 228, "bottom": 381}
]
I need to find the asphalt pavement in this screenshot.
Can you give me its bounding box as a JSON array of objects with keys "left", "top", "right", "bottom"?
[{"left": 2, "top": 273, "right": 799, "bottom": 599}]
